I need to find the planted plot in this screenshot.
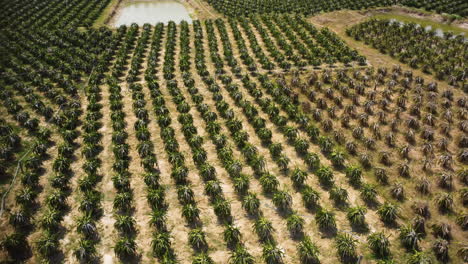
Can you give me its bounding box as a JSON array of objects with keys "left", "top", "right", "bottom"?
[
  {"left": 0, "top": 0, "right": 110, "bottom": 29},
  {"left": 220, "top": 15, "right": 365, "bottom": 72},
  {"left": 402, "top": 0, "right": 468, "bottom": 17},
  {"left": 205, "top": 0, "right": 397, "bottom": 17},
  {"left": 287, "top": 66, "right": 467, "bottom": 262},
  {"left": 205, "top": 0, "right": 468, "bottom": 17},
  {"left": 0, "top": 120, "right": 23, "bottom": 181},
  {"left": 0, "top": 0, "right": 467, "bottom": 262},
  {"left": 346, "top": 19, "right": 468, "bottom": 88}
]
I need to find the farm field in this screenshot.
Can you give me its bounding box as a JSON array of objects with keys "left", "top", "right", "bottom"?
[{"left": 0, "top": 0, "right": 467, "bottom": 264}]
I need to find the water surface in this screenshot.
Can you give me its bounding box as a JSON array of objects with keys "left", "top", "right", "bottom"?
[{"left": 113, "top": 0, "right": 193, "bottom": 26}]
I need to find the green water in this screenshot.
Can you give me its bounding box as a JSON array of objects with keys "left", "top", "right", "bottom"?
[{"left": 113, "top": 0, "right": 193, "bottom": 26}]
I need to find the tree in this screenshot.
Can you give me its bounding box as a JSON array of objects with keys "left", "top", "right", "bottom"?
[
  {"left": 76, "top": 212, "right": 97, "bottom": 238},
  {"left": 273, "top": 190, "right": 292, "bottom": 211},
  {"left": 390, "top": 183, "right": 405, "bottom": 200},
  {"left": 283, "top": 126, "right": 298, "bottom": 141},
  {"left": 277, "top": 154, "right": 290, "bottom": 172},
  {"left": 398, "top": 163, "right": 410, "bottom": 178},
  {"left": 458, "top": 246, "right": 468, "bottom": 262},
  {"left": 399, "top": 225, "right": 420, "bottom": 251},
  {"left": 315, "top": 208, "right": 336, "bottom": 231},
  {"left": 316, "top": 166, "right": 334, "bottom": 187},
  {"left": 177, "top": 185, "right": 194, "bottom": 204},
  {"left": 335, "top": 233, "right": 357, "bottom": 263},
  {"left": 305, "top": 153, "right": 320, "bottom": 170},
  {"left": 251, "top": 155, "right": 266, "bottom": 173},
  {"left": 460, "top": 188, "right": 468, "bottom": 206},
  {"left": 254, "top": 217, "right": 274, "bottom": 242},
  {"left": 229, "top": 245, "right": 255, "bottom": 264},
  {"left": 432, "top": 239, "right": 449, "bottom": 262},
  {"left": 114, "top": 237, "right": 137, "bottom": 259},
  {"left": 262, "top": 243, "right": 284, "bottom": 264},
  {"left": 412, "top": 216, "right": 426, "bottom": 235},
  {"left": 1, "top": 232, "right": 28, "bottom": 259},
  {"left": 301, "top": 186, "right": 320, "bottom": 209},
  {"left": 291, "top": 167, "right": 308, "bottom": 187},
  {"left": 374, "top": 168, "right": 388, "bottom": 184},
  {"left": 147, "top": 187, "right": 167, "bottom": 210},
  {"left": 329, "top": 186, "right": 348, "bottom": 206},
  {"left": 151, "top": 232, "right": 172, "bottom": 258},
  {"left": 260, "top": 173, "right": 279, "bottom": 193},
  {"left": 294, "top": 138, "right": 309, "bottom": 155},
  {"left": 297, "top": 236, "right": 320, "bottom": 264},
  {"left": 360, "top": 184, "right": 377, "bottom": 204},
  {"left": 224, "top": 225, "right": 242, "bottom": 248},
  {"left": 318, "top": 136, "right": 333, "bottom": 154},
  {"left": 16, "top": 186, "right": 37, "bottom": 207},
  {"left": 36, "top": 231, "right": 59, "bottom": 257},
  {"left": 330, "top": 150, "right": 345, "bottom": 168},
  {"left": 193, "top": 253, "right": 214, "bottom": 264},
  {"left": 377, "top": 202, "right": 399, "bottom": 224},
  {"left": 407, "top": 251, "right": 434, "bottom": 264},
  {"left": 213, "top": 199, "right": 232, "bottom": 221},
  {"left": 242, "top": 193, "right": 260, "bottom": 216},
  {"left": 53, "top": 155, "right": 71, "bottom": 173},
  {"left": 435, "top": 193, "right": 453, "bottom": 213},
  {"left": 189, "top": 228, "right": 207, "bottom": 251},
  {"left": 79, "top": 189, "right": 102, "bottom": 217},
  {"left": 345, "top": 165, "right": 362, "bottom": 187},
  {"left": 233, "top": 174, "right": 249, "bottom": 194},
  {"left": 287, "top": 212, "right": 305, "bottom": 237},
  {"left": 456, "top": 213, "right": 468, "bottom": 230},
  {"left": 269, "top": 143, "right": 283, "bottom": 158},
  {"left": 9, "top": 210, "right": 31, "bottom": 228},
  {"left": 205, "top": 180, "right": 223, "bottom": 199},
  {"left": 258, "top": 128, "right": 272, "bottom": 144},
  {"left": 40, "top": 208, "right": 61, "bottom": 231},
  {"left": 432, "top": 222, "right": 451, "bottom": 240},
  {"left": 200, "top": 164, "right": 217, "bottom": 181},
  {"left": 74, "top": 239, "right": 97, "bottom": 262},
  {"left": 347, "top": 206, "right": 367, "bottom": 228},
  {"left": 182, "top": 203, "right": 200, "bottom": 223},
  {"left": 417, "top": 177, "right": 431, "bottom": 194},
  {"left": 438, "top": 173, "right": 453, "bottom": 190},
  {"left": 150, "top": 209, "right": 167, "bottom": 231},
  {"left": 367, "top": 232, "right": 390, "bottom": 258},
  {"left": 114, "top": 214, "right": 136, "bottom": 235},
  {"left": 113, "top": 192, "right": 133, "bottom": 212}
]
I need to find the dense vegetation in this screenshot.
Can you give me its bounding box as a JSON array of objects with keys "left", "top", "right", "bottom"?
[
  {"left": 0, "top": 0, "right": 466, "bottom": 263},
  {"left": 346, "top": 19, "right": 467, "bottom": 88},
  {"left": 0, "top": 0, "right": 110, "bottom": 29},
  {"left": 402, "top": 0, "right": 468, "bottom": 17},
  {"left": 206, "top": 0, "right": 396, "bottom": 17},
  {"left": 205, "top": 0, "right": 468, "bottom": 17}
]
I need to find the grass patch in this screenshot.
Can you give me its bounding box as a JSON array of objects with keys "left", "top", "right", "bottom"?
[
  {"left": 372, "top": 13, "right": 468, "bottom": 35},
  {"left": 93, "top": 0, "right": 122, "bottom": 28}
]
